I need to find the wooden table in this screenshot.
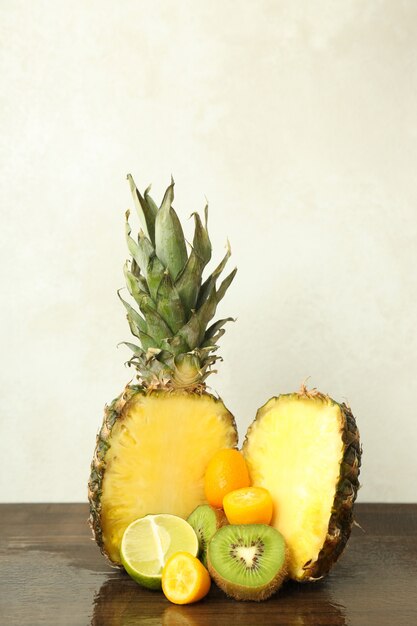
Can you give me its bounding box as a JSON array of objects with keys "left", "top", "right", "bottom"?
[{"left": 0, "top": 504, "right": 416, "bottom": 625}]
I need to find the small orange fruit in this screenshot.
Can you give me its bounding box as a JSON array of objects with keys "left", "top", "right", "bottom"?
[
  {"left": 223, "top": 486, "right": 274, "bottom": 525},
  {"left": 204, "top": 449, "right": 251, "bottom": 508},
  {"left": 162, "top": 552, "right": 211, "bottom": 605}
]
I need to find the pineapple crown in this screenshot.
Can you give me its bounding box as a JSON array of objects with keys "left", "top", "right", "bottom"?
[{"left": 119, "top": 174, "right": 237, "bottom": 391}]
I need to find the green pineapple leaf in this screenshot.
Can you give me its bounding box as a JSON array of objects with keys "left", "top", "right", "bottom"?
[
  {"left": 120, "top": 175, "right": 236, "bottom": 388},
  {"left": 123, "top": 262, "right": 148, "bottom": 306},
  {"left": 138, "top": 330, "right": 159, "bottom": 351},
  {"left": 160, "top": 334, "right": 190, "bottom": 357},
  {"left": 118, "top": 341, "right": 146, "bottom": 357},
  {"left": 175, "top": 250, "right": 203, "bottom": 311},
  {"left": 216, "top": 267, "right": 237, "bottom": 303},
  {"left": 174, "top": 208, "right": 211, "bottom": 310},
  {"left": 117, "top": 290, "right": 147, "bottom": 334},
  {"left": 204, "top": 317, "right": 235, "bottom": 342},
  {"left": 146, "top": 254, "right": 165, "bottom": 302},
  {"left": 197, "top": 241, "right": 232, "bottom": 307},
  {"left": 125, "top": 213, "right": 153, "bottom": 279},
  {"left": 156, "top": 271, "right": 187, "bottom": 334},
  {"left": 127, "top": 174, "right": 157, "bottom": 245},
  {"left": 144, "top": 185, "right": 159, "bottom": 220},
  {"left": 140, "top": 301, "right": 173, "bottom": 345},
  {"left": 175, "top": 311, "right": 202, "bottom": 351},
  {"left": 155, "top": 178, "right": 188, "bottom": 280},
  {"left": 191, "top": 207, "right": 211, "bottom": 266}
]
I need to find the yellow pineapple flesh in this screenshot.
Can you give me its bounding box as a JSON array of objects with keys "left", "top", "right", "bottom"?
[
  {"left": 243, "top": 393, "right": 360, "bottom": 581},
  {"left": 99, "top": 391, "right": 237, "bottom": 563}
]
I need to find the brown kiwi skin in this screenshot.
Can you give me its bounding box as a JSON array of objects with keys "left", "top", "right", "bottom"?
[
  {"left": 207, "top": 543, "right": 289, "bottom": 601},
  {"left": 211, "top": 506, "right": 228, "bottom": 528}
]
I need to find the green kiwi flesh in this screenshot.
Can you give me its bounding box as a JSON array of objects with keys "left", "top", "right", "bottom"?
[
  {"left": 187, "top": 504, "right": 227, "bottom": 567},
  {"left": 207, "top": 524, "right": 288, "bottom": 601}
]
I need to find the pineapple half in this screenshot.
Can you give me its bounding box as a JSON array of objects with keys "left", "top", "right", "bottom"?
[
  {"left": 88, "top": 175, "right": 238, "bottom": 564},
  {"left": 243, "top": 385, "right": 361, "bottom": 582}
]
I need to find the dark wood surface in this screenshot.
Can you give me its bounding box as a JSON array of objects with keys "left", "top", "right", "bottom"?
[{"left": 0, "top": 504, "right": 416, "bottom": 626}]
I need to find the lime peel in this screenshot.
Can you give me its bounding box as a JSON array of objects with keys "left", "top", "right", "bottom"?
[{"left": 120, "top": 513, "right": 199, "bottom": 590}]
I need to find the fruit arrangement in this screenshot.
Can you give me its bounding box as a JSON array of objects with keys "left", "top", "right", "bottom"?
[{"left": 88, "top": 175, "right": 361, "bottom": 603}]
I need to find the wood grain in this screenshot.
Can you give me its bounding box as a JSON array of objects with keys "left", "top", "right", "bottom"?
[{"left": 0, "top": 504, "right": 416, "bottom": 626}]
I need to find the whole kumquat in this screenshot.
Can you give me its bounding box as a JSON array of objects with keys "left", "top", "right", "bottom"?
[{"left": 204, "top": 449, "right": 251, "bottom": 508}]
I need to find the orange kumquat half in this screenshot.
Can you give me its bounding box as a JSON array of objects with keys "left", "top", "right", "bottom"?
[
  {"left": 162, "top": 552, "right": 211, "bottom": 605},
  {"left": 223, "top": 486, "right": 274, "bottom": 525}
]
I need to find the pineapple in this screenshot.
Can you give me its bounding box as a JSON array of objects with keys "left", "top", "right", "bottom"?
[
  {"left": 88, "top": 175, "right": 238, "bottom": 564},
  {"left": 243, "top": 384, "right": 361, "bottom": 582}
]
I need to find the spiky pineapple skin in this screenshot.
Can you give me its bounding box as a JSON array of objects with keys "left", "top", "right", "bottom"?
[
  {"left": 88, "top": 386, "right": 135, "bottom": 560},
  {"left": 88, "top": 385, "right": 237, "bottom": 563},
  {"left": 243, "top": 393, "right": 361, "bottom": 582},
  {"left": 305, "top": 401, "right": 361, "bottom": 581}
]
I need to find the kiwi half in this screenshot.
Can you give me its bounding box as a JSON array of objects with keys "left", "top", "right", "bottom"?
[
  {"left": 187, "top": 504, "right": 227, "bottom": 567},
  {"left": 207, "top": 524, "right": 288, "bottom": 601}
]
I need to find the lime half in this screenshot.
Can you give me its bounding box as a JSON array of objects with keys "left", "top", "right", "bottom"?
[{"left": 120, "top": 514, "right": 199, "bottom": 589}]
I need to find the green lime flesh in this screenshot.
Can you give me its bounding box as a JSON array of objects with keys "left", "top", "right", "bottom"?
[{"left": 120, "top": 514, "right": 199, "bottom": 589}]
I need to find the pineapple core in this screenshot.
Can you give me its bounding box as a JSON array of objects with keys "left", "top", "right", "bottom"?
[
  {"left": 243, "top": 395, "right": 343, "bottom": 580},
  {"left": 100, "top": 392, "right": 236, "bottom": 563}
]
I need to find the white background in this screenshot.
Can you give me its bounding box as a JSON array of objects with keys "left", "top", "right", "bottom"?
[{"left": 1, "top": 0, "right": 416, "bottom": 502}]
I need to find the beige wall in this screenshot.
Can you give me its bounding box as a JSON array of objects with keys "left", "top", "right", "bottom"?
[{"left": 1, "top": 0, "right": 416, "bottom": 502}]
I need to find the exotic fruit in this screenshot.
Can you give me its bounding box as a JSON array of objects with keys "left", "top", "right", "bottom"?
[
  {"left": 88, "top": 175, "right": 238, "bottom": 564},
  {"left": 243, "top": 384, "right": 361, "bottom": 582}
]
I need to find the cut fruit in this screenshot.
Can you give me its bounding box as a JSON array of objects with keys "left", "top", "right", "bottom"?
[
  {"left": 204, "top": 449, "right": 251, "bottom": 508},
  {"left": 207, "top": 524, "right": 287, "bottom": 601},
  {"left": 94, "top": 391, "right": 237, "bottom": 563},
  {"left": 162, "top": 551, "right": 211, "bottom": 604},
  {"left": 223, "top": 487, "right": 273, "bottom": 525},
  {"left": 243, "top": 388, "right": 361, "bottom": 582},
  {"left": 120, "top": 514, "right": 199, "bottom": 589},
  {"left": 187, "top": 504, "right": 227, "bottom": 566}
]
